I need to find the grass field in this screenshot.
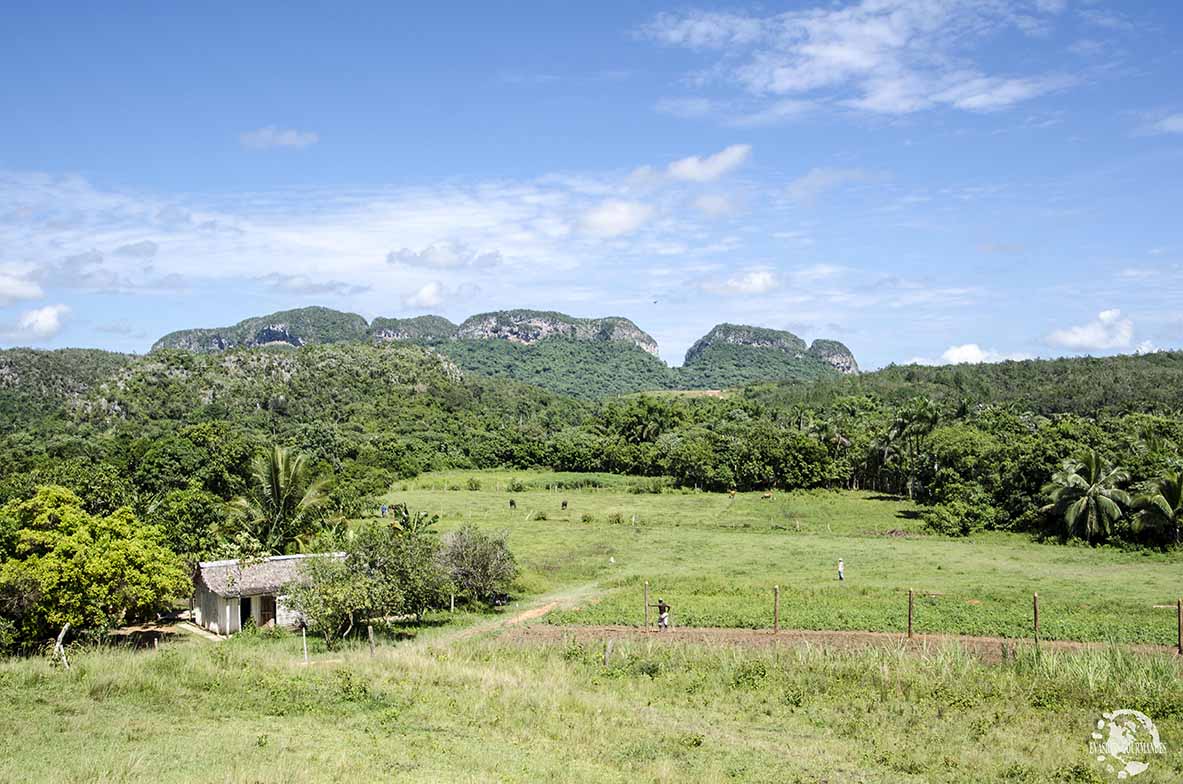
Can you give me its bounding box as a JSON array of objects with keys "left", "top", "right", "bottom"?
[
  {"left": 3, "top": 469, "right": 1183, "bottom": 783},
  {"left": 393, "top": 471, "right": 1183, "bottom": 646}
]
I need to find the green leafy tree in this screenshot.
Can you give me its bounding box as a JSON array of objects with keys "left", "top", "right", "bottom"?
[
  {"left": 230, "top": 446, "right": 328, "bottom": 554},
  {"left": 438, "top": 525, "right": 518, "bottom": 605},
  {"left": 1042, "top": 450, "right": 1130, "bottom": 542},
  {"left": 154, "top": 487, "right": 227, "bottom": 561},
  {"left": 1133, "top": 469, "right": 1183, "bottom": 546},
  {"left": 0, "top": 486, "right": 189, "bottom": 645}
]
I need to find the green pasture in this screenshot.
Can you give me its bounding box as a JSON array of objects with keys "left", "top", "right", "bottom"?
[{"left": 390, "top": 470, "right": 1183, "bottom": 645}]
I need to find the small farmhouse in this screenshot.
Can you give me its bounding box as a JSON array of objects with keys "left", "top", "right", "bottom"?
[{"left": 193, "top": 553, "right": 342, "bottom": 635}]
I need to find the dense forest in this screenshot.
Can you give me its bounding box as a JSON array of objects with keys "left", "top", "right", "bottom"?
[{"left": 2, "top": 341, "right": 1182, "bottom": 648}]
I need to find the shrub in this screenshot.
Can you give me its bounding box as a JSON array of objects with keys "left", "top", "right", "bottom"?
[
  {"left": 608, "top": 512, "right": 624, "bottom": 525},
  {"left": 581, "top": 513, "right": 594, "bottom": 523},
  {"left": 532, "top": 511, "right": 548, "bottom": 521},
  {"left": 466, "top": 477, "right": 482, "bottom": 491},
  {"left": 438, "top": 525, "right": 518, "bottom": 605},
  {"left": 507, "top": 478, "right": 525, "bottom": 493},
  {"left": 922, "top": 497, "right": 999, "bottom": 537}
]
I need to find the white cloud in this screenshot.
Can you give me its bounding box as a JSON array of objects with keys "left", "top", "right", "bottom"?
[
  {"left": 642, "top": 2, "right": 1076, "bottom": 116},
  {"left": 727, "top": 99, "right": 815, "bottom": 127},
  {"left": 405, "top": 282, "right": 444, "bottom": 309},
  {"left": 786, "top": 167, "right": 873, "bottom": 204},
  {"left": 113, "top": 240, "right": 159, "bottom": 258},
  {"left": 0, "top": 271, "right": 43, "bottom": 306},
  {"left": 654, "top": 97, "right": 717, "bottom": 119},
  {"left": 911, "top": 343, "right": 1032, "bottom": 365},
  {"left": 12, "top": 304, "right": 70, "bottom": 340},
  {"left": 1136, "top": 340, "right": 1157, "bottom": 355},
  {"left": 667, "top": 144, "right": 752, "bottom": 182},
  {"left": 580, "top": 200, "right": 653, "bottom": 237},
  {"left": 1047, "top": 309, "right": 1135, "bottom": 351},
  {"left": 387, "top": 242, "right": 503, "bottom": 269},
  {"left": 1145, "top": 114, "right": 1183, "bottom": 135},
  {"left": 240, "top": 126, "right": 320, "bottom": 150},
  {"left": 641, "top": 11, "right": 765, "bottom": 49},
  {"left": 693, "top": 194, "right": 734, "bottom": 217},
  {"left": 703, "top": 268, "right": 779, "bottom": 295}
]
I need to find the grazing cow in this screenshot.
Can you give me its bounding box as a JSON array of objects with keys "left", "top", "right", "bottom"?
[
  {"left": 561, "top": 500, "right": 568, "bottom": 511},
  {"left": 509, "top": 499, "right": 516, "bottom": 510},
  {"left": 727, "top": 489, "right": 736, "bottom": 499},
  {"left": 761, "top": 491, "right": 773, "bottom": 500}
]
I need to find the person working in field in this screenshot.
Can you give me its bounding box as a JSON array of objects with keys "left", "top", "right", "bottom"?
[
  {"left": 651, "top": 598, "right": 671, "bottom": 631},
  {"left": 837, "top": 559, "right": 845, "bottom": 582}
]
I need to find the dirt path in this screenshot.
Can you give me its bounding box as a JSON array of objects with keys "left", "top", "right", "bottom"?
[
  {"left": 501, "top": 623, "right": 1178, "bottom": 662},
  {"left": 426, "top": 582, "right": 600, "bottom": 646}
]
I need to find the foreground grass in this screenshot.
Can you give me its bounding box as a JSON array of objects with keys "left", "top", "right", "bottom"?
[
  {"left": 390, "top": 471, "right": 1183, "bottom": 645},
  {"left": 2, "top": 631, "right": 1181, "bottom": 783}
]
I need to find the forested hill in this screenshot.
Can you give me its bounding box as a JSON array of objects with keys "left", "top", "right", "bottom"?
[
  {"left": 148, "top": 306, "right": 857, "bottom": 398},
  {"left": 746, "top": 351, "right": 1183, "bottom": 416}
]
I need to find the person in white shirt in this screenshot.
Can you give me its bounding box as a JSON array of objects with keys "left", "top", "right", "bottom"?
[{"left": 837, "top": 559, "right": 845, "bottom": 582}]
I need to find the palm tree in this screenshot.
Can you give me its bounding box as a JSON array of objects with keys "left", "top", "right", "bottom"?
[
  {"left": 1133, "top": 469, "right": 1183, "bottom": 546},
  {"left": 1041, "top": 449, "right": 1130, "bottom": 543},
  {"left": 887, "top": 396, "right": 940, "bottom": 499},
  {"left": 230, "top": 446, "right": 328, "bottom": 554}
]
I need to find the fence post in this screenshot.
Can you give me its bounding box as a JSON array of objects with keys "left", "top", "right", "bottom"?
[
  {"left": 907, "top": 589, "right": 914, "bottom": 640},
  {"left": 1177, "top": 598, "right": 1181, "bottom": 656},
  {"left": 1033, "top": 593, "right": 1040, "bottom": 646},
  {"left": 644, "top": 581, "right": 650, "bottom": 628},
  {"left": 367, "top": 624, "right": 376, "bottom": 657},
  {"left": 302, "top": 626, "right": 309, "bottom": 663},
  {"left": 450, "top": 593, "right": 455, "bottom": 613},
  {"left": 604, "top": 639, "right": 614, "bottom": 666},
  {"left": 774, "top": 585, "right": 780, "bottom": 634}
]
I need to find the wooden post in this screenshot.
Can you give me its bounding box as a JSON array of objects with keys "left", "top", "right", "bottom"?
[
  {"left": 1177, "top": 598, "right": 1181, "bottom": 656},
  {"left": 302, "top": 626, "right": 308, "bottom": 664},
  {"left": 1033, "top": 593, "right": 1040, "bottom": 645},
  {"left": 644, "top": 581, "right": 650, "bottom": 628},
  {"left": 773, "top": 585, "right": 780, "bottom": 634},
  {"left": 907, "top": 589, "right": 914, "bottom": 640},
  {"left": 367, "top": 624, "right": 375, "bottom": 656},
  {"left": 603, "top": 639, "right": 614, "bottom": 666},
  {"left": 450, "top": 593, "right": 455, "bottom": 613}
]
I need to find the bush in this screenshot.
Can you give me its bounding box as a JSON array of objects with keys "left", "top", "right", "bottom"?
[
  {"left": 466, "top": 477, "right": 482, "bottom": 491},
  {"left": 532, "top": 511, "right": 547, "bottom": 521},
  {"left": 922, "top": 497, "right": 999, "bottom": 537},
  {"left": 581, "top": 513, "right": 594, "bottom": 523},
  {"left": 506, "top": 478, "right": 525, "bottom": 493},
  {"left": 608, "top": 512, "right": 624, "bottom": 525},
  {"left": 438, "top": 525, "right": 518, "bottom": 605}
]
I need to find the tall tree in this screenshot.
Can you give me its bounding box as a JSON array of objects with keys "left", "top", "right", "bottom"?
[
  {"left": 1041, "top": 449, "right": 1130, "bottom": 542},
  {"left": 230, "top": 446, "right": 327, "bottom": 554},
  {"left": 1133, "top": 469, "right": 1183, "bottom": 546}
]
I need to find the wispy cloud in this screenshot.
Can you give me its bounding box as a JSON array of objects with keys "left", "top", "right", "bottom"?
[
  {"left": 667, "top": 144, "right": 751, "bottom": 182},
  {"left": 0, "top": 270, "right": 43, "bottom": 306},
  {"left": 580, "top": 200, "right": 654, "bottom": 237},
  {"left": 786, "top": 167, "right": 875, "bottom": 205},
  {"left": 240, "top": 126, "right": 319, "bottom": 150},
  {"left": 641, "top": 1, "right": 1075, "bottom": 116},
  {"left": 702, "top": 267, "right": 779, "bottom": 295},
  {"left": 387, "top": 242, "right": 503, "bottom": 269}
]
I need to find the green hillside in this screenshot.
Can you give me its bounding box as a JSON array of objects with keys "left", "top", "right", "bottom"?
[
  {"left": 152, "top": 306, "right": 369, "bottom": 352},
  {"left": 747, "top": 351, "right": 1183, "bottom": 416}
]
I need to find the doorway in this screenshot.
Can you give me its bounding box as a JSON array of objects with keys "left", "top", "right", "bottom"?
[
  {"left": 259, "top": 595, "right": 277, "bottom": 627},
  {"left": 239, "top": 597, "right": 251, "bottom": 629}
]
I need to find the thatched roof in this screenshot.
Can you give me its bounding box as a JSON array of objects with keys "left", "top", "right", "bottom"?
[{"left": 196, "top": 553, "right": 344, "bottom": 597}]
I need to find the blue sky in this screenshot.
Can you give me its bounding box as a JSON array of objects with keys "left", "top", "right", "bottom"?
[{"left": 1, "top": 0, "right": 1181, "bottom": 368}]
